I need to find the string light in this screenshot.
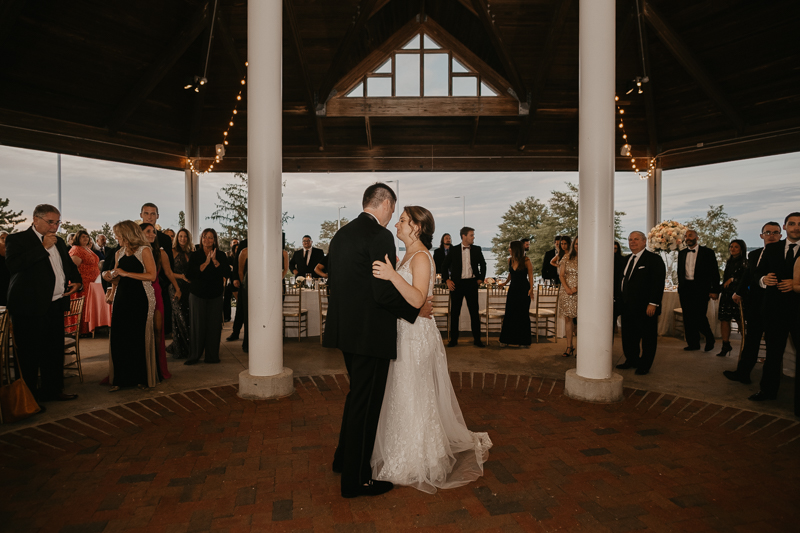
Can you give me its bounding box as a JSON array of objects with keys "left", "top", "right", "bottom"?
[{"left": 616, "top": 95, "right": 656, "bottom": 180}]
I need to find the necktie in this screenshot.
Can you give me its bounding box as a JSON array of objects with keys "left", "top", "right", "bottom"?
[
  {"left": 305, "top": 250, "right": 309, "bottom": 265},
  {"left": 787, "top": 243, "right": 797, "bottom": 266},
  {"left": 623, "top": 256, "right": 636, "bottom": 288}
]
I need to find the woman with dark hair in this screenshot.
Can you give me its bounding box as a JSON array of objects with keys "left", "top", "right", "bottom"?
[
  {"left": 716, "top": 238, "right": 748, "bottom": 357},
  {"left": 140, "top": 223, "right": 177, "bottom": 379},
  {"left": 169, "top": 228, "right": 193, "bottom": 359},
  {"left": 370, "top": 206, "right": 492, "bottom": 494},
  {"left": 185, "top": 228, "right": 229, "bottom": 365},
  {"left": 550, "top": 235, "right": 571, "bottom": 269},
  {"left": 498, "top": 241, "right": 533, "bottom": 347},
  {"left": 557, "top": 236, "right": 579, "bottom": 357},
  {"left": 67, "top": 229, "right": 100, "bottom": 334}
]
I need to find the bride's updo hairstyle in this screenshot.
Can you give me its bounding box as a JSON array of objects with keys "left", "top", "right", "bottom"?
[{"left": 403, "top": 206, "right": 435, "bottom": 250}]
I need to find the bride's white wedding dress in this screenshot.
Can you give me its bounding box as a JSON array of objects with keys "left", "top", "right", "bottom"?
[{"left": 371, "top": 251, "right": 492, "bottom": 494}]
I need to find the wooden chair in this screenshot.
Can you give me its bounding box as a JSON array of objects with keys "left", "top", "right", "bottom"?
[
  {"left": 318, "top": 285, "right": 330, "bottom": 344},
  {"left": 64, "top": 296, "right": 86, "bottom": 383},
  {"left": 283, "top": 286, "right": 308, "bottom": 340},
  {"left": 432, "top": 287, "right": 451, "bottom": 342},
  {"left": 530, "top": 285, "right": 559, "bottom": 343},
  {"left": 479, "top": 287, "right": 506, "bottom": 345}
]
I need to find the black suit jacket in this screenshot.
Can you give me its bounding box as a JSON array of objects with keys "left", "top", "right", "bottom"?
[
  {"left": 100, "top": 244, "right": 120, "bottom": 291},
  {"left": 432, "top": 246, "right": 451, "bottom": 275},
  {"left": 735, "top": 247, "right": 765, "bottom": 318},
  {"left": 617, "top": 250, "right": 666, "bottom": 316},
  {"left": 542, "top": 249, "right": 559, "bottom": 281},
  {"left": 756, "top": 240, "right": 800, "bottom": 316},
  {"left": 441, "top": 244, "right": 486, "bottom": 282},
  {"left": 323, "top": 212, "right": 419, "bottom": 359},
  {"left": 5, "top": 227, "right": 82, "bottom": 316},
  {"left": 290, "top": 247, "right": 325, "bottom": 278},
  {"left": 677, "top": 246, "right": 720, "bottom": 295}
]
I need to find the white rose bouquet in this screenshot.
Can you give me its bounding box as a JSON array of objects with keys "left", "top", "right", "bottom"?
[{"left": 647, "top": 220, "right": 687, "bottom": 252}]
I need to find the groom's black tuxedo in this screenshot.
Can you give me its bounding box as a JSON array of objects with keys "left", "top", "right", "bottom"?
[{"left": 323, "top": 211, "right": 420, "bottom": 496}]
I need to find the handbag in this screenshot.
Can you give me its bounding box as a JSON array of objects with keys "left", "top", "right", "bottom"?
[
  {"left": 0, "top": 374, "right": 42, "bottom": 424},
  {"left": 105, "top": 285, "right": 117, "bottom": 305}
]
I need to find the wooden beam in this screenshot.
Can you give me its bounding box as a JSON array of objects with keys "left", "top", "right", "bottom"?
[
  {"left": 642, "top": 0, "right": 744, "bottom": 133},
  {"left": 327, "top": 97, "right": 519, "bottom": 117},
  {"left": 469, "top": 0, "right": 526, "bottom": 101},
  {"left": 318, "top": 0, "right": 380, "bottom": 106},
  {"left": 365, "top": 116, "right": 373, "bottom": 149},
  {"left": 0, "top": 0, "right": 28, "bottom": 43},
  {"left": 284, "top": 0, "right": 325, "bottom": 149},
  {"left": 215, "top": 14, "right": 246, "bottom": 81},
  {"left": 516, "top": 0, "right": 573, "bottom": 149},
  {"left": 470, "top": 116, "right": 479, "bottom": 148},
  {"left": 107, "top": 1, "right": 212, "bottom": 133}
]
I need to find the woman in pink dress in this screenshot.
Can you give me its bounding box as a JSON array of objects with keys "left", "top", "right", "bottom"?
[{"left": 68, "top": 230, "right": 101, "bottom": 335}]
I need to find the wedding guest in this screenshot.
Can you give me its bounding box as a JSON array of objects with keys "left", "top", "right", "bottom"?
[
  {"left": 103, "top": 221, "right": 158, "bottom": 391},
  {"left": 550, "top": 236, "right": 570, "bottom": 270},
  {"left": 169, "top": 228, "right": 193, "bottom": 359},
  {"left": 100, "top": 241, "right": 120, "bottom": 291},
  {"left": 238, "top": 246, "right": 249, "bottom": 352},
  {"left": 749, "top": 212, "right": 800, "bottom": 404},
  {"left": 724, "top": 222, "right": 782, "bottom": 385},
  {"left": 67, "top": 230, "right": 101, "bottom": 335},
  {"left": 163, "top": 228, "right": 176, "bottom": 241},
  {"left": 541, "top": 236, "right": 561, "bottom": 285},
  {"left": 6, "top": 205, "right": 82, "bottom": 402},
  {"left": 521, "top": 237, "right": 530, "bottom": 252},
  {"left": 140, "top": 223, "right": 176, "bottom": 380},
  {"left": 498, "top": 241, "right": 533, "bottom": 347},
  {"left": 314, "top": 254, "right": 328, "bottom": 278},
  {"left": 442, "top": 226, "right": 487, "bottom": 347},
  {"left": 716, "top": 239, "right": 748, "bottom": 357},
  {"left": 433, "top": 233, "right": 452, "bottom": 276},
  {"left": 557, "top": 236, "right": 578, "bottom": 357},
  {"left": 66, "top": 232, "right": 76, "bottom": 248},
  {"left": 227, "top": 238, "right": 247, "bottom": 342},
  {"left": 140, "top": 203, "right": 174, "bottom": 335},
  {"left": 0, "top": 230, "right": 9, "bottom": 306},
  {"left": 677, "top": 229, "right": 720, "bottom": 352},
  {"left": 223, "top": 238, "right": 240, "bottom": 322},
  {"left": 185, "top": 228, "right": 229, "bottom": 365},
  {"left": 290, "top": 235, "right": 325, "bottom": 278},
  {"left": 615, "top": 231, "right": 666, "bottom": 375},
  {"left": 93, "top": 234, "right": 107, "bottom": 262}
]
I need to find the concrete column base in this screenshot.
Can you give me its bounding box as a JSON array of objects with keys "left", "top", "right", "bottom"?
[
  {"left": 238, "top": 368, "right": 294, "bottom": 400},
  {"left": 564, "top": 369, "right": 623, "bottom": 403}
]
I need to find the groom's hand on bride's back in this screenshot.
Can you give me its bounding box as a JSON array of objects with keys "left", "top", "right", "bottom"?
[{"left": 419, "top": 295, "right": 433, "bottom": 318}]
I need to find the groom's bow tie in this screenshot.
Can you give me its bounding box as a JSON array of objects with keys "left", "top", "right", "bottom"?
[{"left": 687, "top": 249, "right": 696, "bottom": 253}]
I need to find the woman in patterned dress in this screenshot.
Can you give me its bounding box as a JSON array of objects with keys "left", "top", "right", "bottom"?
[
  {"left": 140, "top": 223, "right": 177, "bottom": 380},
  {"left": 169, "top": 228, "right": 193, "bottom": 359},
  {"left": 558, "top": 236, "right": 578, "bottom": 357},
  {"left": 67, "top": 230, "right": 100, "bottom": 335}
]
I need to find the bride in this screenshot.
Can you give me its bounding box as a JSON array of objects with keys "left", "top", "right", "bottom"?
[{"left": 371, "top": 205, "right": 492, "bottom": 494}]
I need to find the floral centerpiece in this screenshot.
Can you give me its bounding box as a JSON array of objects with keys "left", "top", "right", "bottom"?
[
  {"left": 294, "top": 275, "right": 306, "bottom": 288},
  {"left": 647, "top": 220, "right": 687, "bottom": 287},
  {"left": 479, "top": 277, "right": 497, "bottom": 289}
]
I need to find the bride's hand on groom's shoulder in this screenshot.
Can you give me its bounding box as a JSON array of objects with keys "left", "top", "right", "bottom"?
[{"left": 372, "top": 254, "right": 396, "bottom": 280}]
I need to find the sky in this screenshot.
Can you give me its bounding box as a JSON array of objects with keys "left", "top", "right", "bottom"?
[{"left": 1, "top": 145, "right": 798, "bottom": 252}]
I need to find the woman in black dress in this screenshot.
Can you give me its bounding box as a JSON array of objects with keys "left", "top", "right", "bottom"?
[
  {"left": 499, "top": 241, "right": 534, "bottom": 347},
  {"left": 185, "top": 228, "right": 229, "bottom": 365},
  {"left": 169, "top": 228, "right": 193, "bottom": 359},
  {"left": 103, "top": 220, "right": 157, "bottom": 391},
  {"left": 717, "top": 239, "right": 748, "bottom": 357}
]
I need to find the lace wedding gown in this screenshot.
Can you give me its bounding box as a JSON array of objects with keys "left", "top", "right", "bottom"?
[{"left": 371, "top": 251, "right": 492, "bottom": 494}]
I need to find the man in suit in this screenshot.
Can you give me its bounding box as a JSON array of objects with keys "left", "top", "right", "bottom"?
[
  {"left": 615, "top": 231, "right": 666, "bottom": 375},
  {"left": 290, "top": 235, "right": 325, "bottom": 278},
  {"left": 749, "top": 212, "right": 800, "bottom": 408},
  {"left": 227, "top": 238, "right": 248, "bottom": 342},
  {"left": 100, "top": 242, "right": 120, "bottom": 291},
  {"left": 677, "top": 229, "right": 720, "bottom": 352},
  {"left": 442, "top": 226, "right": 487, "bottom": 347},
  {"left": 432, "top": 233, "right": 451, "bottom": 276},
  {"left": 724, "top": 222, "right": 782, "bottom": 385},
  {"left": 141, "top": 203, "right": 174, "bottom": 334},
  {"left": 323, "top": 183, "right": 432, "bottom": 498},
  {"left": 92, "top": 234, "right": 107, "bottom": 262},
  {"left": 5, "top": 204, "right": 82, "bottom": 402},
  {"left": 541, "top": 236, "right": 561, "bottom": 285}
]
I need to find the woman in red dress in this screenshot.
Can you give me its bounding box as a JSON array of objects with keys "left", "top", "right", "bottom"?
[{"left": 68, "top": 230, "right": 101, "bottom": 335}]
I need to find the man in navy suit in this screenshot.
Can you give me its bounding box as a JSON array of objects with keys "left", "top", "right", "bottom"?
[
  {"left": 677, "top": 229, "right": 720, "bottom": 352},
  {"left": 615, "top": 231, "right": 666, "bottom": 375},
  {"left": 5, "top": 204, "right": 82, "bottom": 402},
  {"left": 442, "top": 226, "right": 487, "bottom": 347}
]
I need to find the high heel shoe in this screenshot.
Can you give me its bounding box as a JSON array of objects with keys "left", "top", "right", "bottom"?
[
  {"left": 716, "top": 341, "right": 732, "bottom": 357},
  {"left": 562, "top": 346, "right": 574, "bottom": 357}
]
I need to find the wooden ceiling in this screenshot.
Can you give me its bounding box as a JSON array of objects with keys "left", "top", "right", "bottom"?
[{"left": 0, "top": 0, "right": 798, "bottom": 173}]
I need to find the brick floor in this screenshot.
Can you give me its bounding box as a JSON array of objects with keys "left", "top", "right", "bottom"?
[{"left": 2, "top": 374, "right": 799, "bottom": 532}]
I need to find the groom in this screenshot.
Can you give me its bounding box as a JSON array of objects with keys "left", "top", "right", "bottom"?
[{"left": 323, "top": 183, "right": 432, "bottom": 498}]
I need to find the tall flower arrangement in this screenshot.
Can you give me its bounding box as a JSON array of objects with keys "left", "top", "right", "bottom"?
[{"left": 647, "top": 221, "right": 687, "bottom": 286}]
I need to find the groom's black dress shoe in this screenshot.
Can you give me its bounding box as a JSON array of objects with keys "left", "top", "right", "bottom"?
[
  {"left": 342, "top": 480, "right": 393, "bottom": 499},
  {"left": 615, "top": 361, "right": 637, "bottom": 369},
  {"left": 447, "top": 340, "right": 458, "bottom": 347},
  {"left": 704, "top": 341, "right": 715, "bottom": 352},
  {"left": 748, "top": 391, "right": 776, "bottom": 402},
  {"left": 723, "top": 370, "right": 751, "bottom": 384},
  {"left": 473, "top": 341, "right": 486, "bottom": 348},
  {"left": 332, "top": 459, "right": 342, "bottom": 474}
]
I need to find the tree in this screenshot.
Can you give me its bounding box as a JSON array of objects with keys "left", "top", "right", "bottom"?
[
  {"left": 317, "top": 218, "right": 349, "bottom": 253},
  {"left": 178, "top": 211, "right": 186, "bottom": 229},
  {"left": 90, "top": 222, "right": 117, "bottom": 247},
  {"left": 685, "top": 205, "right": 738, "bottom": 275},
  {"left": 56, "top": 221, "right": 86, "bottom": 242},
  {"left": 490, "top": 196, "right": 550, "bottom": 275},
  {"left": 547, "top": 182, "right": 626, "bottom": 242},
  {"left": 0, "top": 198, "right": 25, "bottom": 232}
]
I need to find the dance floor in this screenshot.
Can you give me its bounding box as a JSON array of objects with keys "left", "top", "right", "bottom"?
[{"left": 2, "top": 372, "right": 799, "bottom": 532}]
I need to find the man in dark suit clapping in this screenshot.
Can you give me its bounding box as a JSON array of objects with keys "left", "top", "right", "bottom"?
[
  {"left": 677, "top": 229, "right": 720, "bottom": 352},
  {"left": 749, "top": 212, "right": 800, "bottom": 406},
  {"left": 290, "top": 235, "right": 325, "bottom": 278},
  {"left": 5, "top": 204, "right": 82, "bottom": 403},
  {"left": 442, "top": 226, "right": 487, "bottom": 347},
  {"left": 615, "top": 231, "right": 666, "bottom": 375},
  {"left": 723, "top": 221, "right": 783, "bottom": 385}
]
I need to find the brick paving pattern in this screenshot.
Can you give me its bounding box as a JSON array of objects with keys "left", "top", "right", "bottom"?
[{"left": 2, "top": 373, "right": 799, "bottom": 532}]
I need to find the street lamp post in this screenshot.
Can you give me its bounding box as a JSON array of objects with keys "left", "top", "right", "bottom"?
[
  {"left": 337, "top": 205, "right": 346, "bottom": 231},
  {"left": 454, "top": 196, "right": 465, "bottom": 228}
]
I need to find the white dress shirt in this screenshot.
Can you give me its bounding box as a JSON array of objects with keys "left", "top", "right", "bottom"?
[
  {"left": 33, "top": 226, "right": 66, "bottom": 301},
  {"left": 461, "top": 245, "right": 473, "bottom": 279},
  {"left": 684, "top": 245, "right": 698, "bottom": 280},
  {"left": 622, "top": 250, "right": 659, "bottom": 306}
]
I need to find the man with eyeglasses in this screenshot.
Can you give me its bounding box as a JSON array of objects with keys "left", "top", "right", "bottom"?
[
  {"left": 749, "top": 212, "right": 800, "bottom": 409},
  {"left": 5, "top": 204, "right": 82, "bottom": 405},
  {"left": 723, "top": 222, "right": 782, "bottom": 385}
]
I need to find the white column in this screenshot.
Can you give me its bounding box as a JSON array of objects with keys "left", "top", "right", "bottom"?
[
  {"left": 565, "top": 0, "right": 622, "bottom": 403},
  {"left": 646, "top": 167, "right": 662, "bottom": 232},
  {"left": 184, "top": 168, "right": 199, "bottom": 244},
  {"left": 239, "top": 0, "right": 293, "bottom": 399}
]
